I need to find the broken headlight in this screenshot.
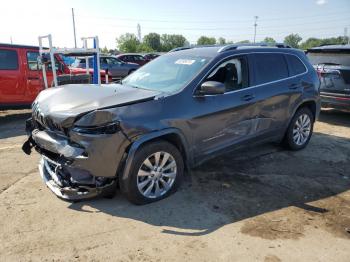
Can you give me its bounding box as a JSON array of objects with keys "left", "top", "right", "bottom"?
[{"left": 72, "top": 122, "right": 120, "bottom": 135}]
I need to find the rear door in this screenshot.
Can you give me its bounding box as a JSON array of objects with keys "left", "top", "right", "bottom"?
[
  {"left": 250, "top": 52, "right": 301, "bottom": 136},
  {"left": 0, "top": 48, "right": 24, "bottom": 104}
]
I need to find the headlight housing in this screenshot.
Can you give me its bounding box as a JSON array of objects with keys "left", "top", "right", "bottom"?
[{"left": 72, "top": 121, "right": 120, "bottom": 135}]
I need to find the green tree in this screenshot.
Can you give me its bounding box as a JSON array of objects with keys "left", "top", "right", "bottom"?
[
  {"left": 101, "top": 46, "right": 109, "bottom": 54},
  {"left": 263, "top": 37, "right": 276, "bottom": 44},
  {"left": 197, "top": 36, "right": 216, "bottom": 45},
  {"left": 143, "top": 33, "right": 161, "bottom": 52},
  {"left": 116, "top": 33, "right": 140, "bottom": 53},
  {"left": 235, "top": 40, "right": 250, "bottom": 44},
  {"left": 160, "top": 34, "right": 188, "bottom": 51},
  {"left": 137, "top": 43, "right": 154, "bottom": 53},
  {"left": 217, "top": 37, "right": 226, "bottom": 45},
  {"left": 284, "top": 34, "right": 302, "bottom": 48}
]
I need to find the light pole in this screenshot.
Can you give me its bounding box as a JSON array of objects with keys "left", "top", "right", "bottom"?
[
  {"left": 72, "top": 8, "right": 77, "bottom": 48},
  {"left": 253, "top": 16, "right": 258, "bottom": 43}
]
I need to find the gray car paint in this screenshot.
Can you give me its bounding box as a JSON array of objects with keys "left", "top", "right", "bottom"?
[{"left": 24, "top": 46, "right": 320, "bottom": 200}]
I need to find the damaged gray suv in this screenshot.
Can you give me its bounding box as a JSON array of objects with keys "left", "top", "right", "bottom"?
[{"left": 23, "top": 44, "right": 320, "bottom": 204}]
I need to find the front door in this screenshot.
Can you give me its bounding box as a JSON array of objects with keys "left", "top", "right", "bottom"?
[{"left": 191, "top": 55, "right": 258, "bottom": 161}]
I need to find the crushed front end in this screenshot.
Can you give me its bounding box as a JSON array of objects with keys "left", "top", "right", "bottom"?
[{"left": 23, "top": 105, "right": 130, "bottom": 201}]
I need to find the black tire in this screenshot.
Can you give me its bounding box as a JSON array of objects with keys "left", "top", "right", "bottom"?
[
  {"left": 282, "top": 107, "right": 314, "bottom": 150},
  {"left": 120, "top": 141, "right": 184, "bottom": 205}
]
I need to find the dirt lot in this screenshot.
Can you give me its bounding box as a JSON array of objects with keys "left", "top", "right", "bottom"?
[{"left": 0, "top": 109, "right": 349, "bottom": 262}]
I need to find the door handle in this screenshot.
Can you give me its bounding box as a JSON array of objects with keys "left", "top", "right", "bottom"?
[
  {"left": 27, "top": 77, "right": 40, "bottom": 80},
  {"left": 241, "top": 94, "right": 255, "bottom": 101}
]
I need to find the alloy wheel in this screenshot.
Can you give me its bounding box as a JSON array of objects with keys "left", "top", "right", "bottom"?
[{"left": 293, "top": 113, "right": 311, "bottom": 146}]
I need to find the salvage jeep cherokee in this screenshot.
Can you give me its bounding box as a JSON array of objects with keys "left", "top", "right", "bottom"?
[{"left": 23, "top": 43, "right": 320, "bottom": 204}]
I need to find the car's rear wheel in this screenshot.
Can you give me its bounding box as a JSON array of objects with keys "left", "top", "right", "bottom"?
[
  {"left": 121, "top": 141, "right": 184, "bottom": 205},
  {"left": 282, "top": 107, "right": 314, "bottom": 150}
]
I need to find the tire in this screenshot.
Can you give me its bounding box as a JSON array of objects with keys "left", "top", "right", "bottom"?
[
  {"left": 282, "top": 107, "right": 314, "bottom": 150},
  {"left": 121, "top": 141, "right": 184, "bottom": 205}
]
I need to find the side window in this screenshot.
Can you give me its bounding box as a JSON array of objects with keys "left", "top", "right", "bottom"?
[
  {"left": 0, "top": 49, "right": 18, "bottom": 70},
  {"left": 286, "top": 54, "right": 307, "bottom": 76},
  {"left": 254, "top": 53, "right": 288, "bottom": 85},
  {"left": 27, "top": 52, "right": 41, "bottom": 70},
  {"left": 205, "top": 56, "right": 249, "bottom": 92}
]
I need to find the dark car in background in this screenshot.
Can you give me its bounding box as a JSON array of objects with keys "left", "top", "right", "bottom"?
[
  {"left": 117, "top": 53, "right": 148, "bottom": 66},
  {"left": 72, "top": 55, "right": 139, "bottom": 81},
  {"left": 307, "top": 45, "right": 350, "bottom": 110},
  {"left": 23, "top": 44, "right": 320, "bottom": 204},
  {"left": 143, "top": 53, "right": 160, "bottom": 62}
]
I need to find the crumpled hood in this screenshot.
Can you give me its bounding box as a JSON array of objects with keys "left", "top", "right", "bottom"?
[{"left": 34, "top": 83, "right": 161, "bottom": 127}]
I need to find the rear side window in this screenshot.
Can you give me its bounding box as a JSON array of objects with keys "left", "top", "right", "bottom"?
[
  {"left": 253, "top": 53, "right": 288, "bottom": 85},
  {"left": 286, "top": 54, "right": 306, "bottom": 76},
  {"left": 0, "top": 49, "right": 18, "bottom": 70}
]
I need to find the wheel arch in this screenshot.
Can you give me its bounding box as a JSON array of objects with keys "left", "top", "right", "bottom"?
[{"left": 120, "top": 128, "right": 191, "bottom": 183}]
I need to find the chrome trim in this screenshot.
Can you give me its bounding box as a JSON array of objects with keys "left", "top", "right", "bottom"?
[{"left": 192, "top": 52, "right": 308, "bottom": 97}]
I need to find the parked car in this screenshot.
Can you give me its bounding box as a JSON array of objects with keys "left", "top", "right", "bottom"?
[
  {"left": 142, "top": 53, "right": 160, "bottom": 62},
  {"left": 306, "top": 45, "right": 350, "bottom": 110},
  {"left": 117, "top": 53, "right": 148, "bottom": 66},
  {"left": 71, "top": 55, "right": 139, "bottom": 81},
  {"left": 0, "top": 43, "right": 69, "bottom": 107},
  {"left": 23, "top": 44, "right": 320, "bottom": 204},
  {"left": 0, "top": 44, "right": 111, "bottom": 108}
]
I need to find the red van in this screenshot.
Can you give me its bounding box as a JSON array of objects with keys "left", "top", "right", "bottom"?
[
  {"left": 0, "top": 44, "right": 110, "bottom": 108},
  {"left": 0, "top": 44, "right": 72, "bottom": 108}
]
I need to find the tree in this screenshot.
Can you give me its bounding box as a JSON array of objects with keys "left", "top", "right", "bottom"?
[
  {"left": 143, "top": 33, "right": 161, "bottom": 52},
  {"left": 263, "top": 37, "right": 276, "bottom": 44},
  {"left": 284, "top": 34, "right": 302, "bottom": 48},
  {"left": 235, "top": 40, "right": 250, "bottom": 44},
  {"left": 137, "top": 43, "right": 154, "bottom": 53},
  {"left": 217, "top": 37, "right": 226, "bottom": 45},
  {"left": 116, "top": 33, "right": 140, "bottom": 53},
  {"left": 197, "top": 36, "right": 216, "bottom": 45},
  {"left": 101, "top": 46, "right": 109, "bottom": 54},
  {"left": 160, "top": 34, "right": 188, "bottom": 51}
]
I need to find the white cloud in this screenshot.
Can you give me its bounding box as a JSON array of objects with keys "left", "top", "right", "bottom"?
[{"left": 316, "top": 0, "right": 328, "bottom": 5}]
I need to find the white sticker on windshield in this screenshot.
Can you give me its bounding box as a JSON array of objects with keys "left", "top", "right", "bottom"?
[{"left": 175, "top": 59, "right": 196, "bottom": 65}]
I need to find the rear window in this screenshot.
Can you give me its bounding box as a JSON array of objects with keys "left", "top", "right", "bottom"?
[
  {"left": 253, "top": 53, "right": 288, "bottom": 85},
  {"left": 0, "top": 49, "right": 18, "bottom": 70},
  {"left": 27, "top": 52, "right": 40, "bottom": 70},
  {"left": 285, "top": 54, "right": 306, "bottom": 76},
  {"left": 307, "top": 52, "right": 350, "bottom": 67}
]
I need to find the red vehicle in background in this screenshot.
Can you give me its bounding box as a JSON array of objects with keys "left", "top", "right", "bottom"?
[{"left": 0, "top": 43, "right": 110, "bottom": 108}]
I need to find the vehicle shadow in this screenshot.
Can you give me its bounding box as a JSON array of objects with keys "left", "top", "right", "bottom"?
[
  {"left": 0, "top": 110, "right": 30, "bottom": 139},
  {"left": 318, "top": 109, "right": 350, "bottom": 127},
  {"left": 68, "top": 131, "right": 350, "bottom": 236}
]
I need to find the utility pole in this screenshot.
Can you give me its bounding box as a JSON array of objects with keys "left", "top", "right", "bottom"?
[
  {"left": 10, "top": 36, "right": 13, "bottom": 44},
  {"left": 72, "top": 8, "right": 77, "bottom": 48},
  {"left": 137, "top": 23, "right": 142, "bottom": 42},
  {"left": 253, "top": 16, "right": 258, "bottom": 43},
  {"left": 344, "top": 27, "right": 349, "bottom": 45}
]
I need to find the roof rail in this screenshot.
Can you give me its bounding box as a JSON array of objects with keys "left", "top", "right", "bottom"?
[
  {"left": 218, "top": 43, "right": 291, "bottom": 53},
  {"left": 168, "top": 46, "right": 192, "bottom": 53}
]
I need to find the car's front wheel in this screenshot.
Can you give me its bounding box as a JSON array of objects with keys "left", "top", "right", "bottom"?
[
  {"left": 121, "top": 141, "right": 184, "bottom": 205},
  {"left": 282, "top": 107, "right": 314, "bottom": 150}
]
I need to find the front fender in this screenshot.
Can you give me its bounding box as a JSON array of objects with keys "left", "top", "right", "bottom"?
[{"left": 120, "top": 128, "right": 191, "bottom": 184}]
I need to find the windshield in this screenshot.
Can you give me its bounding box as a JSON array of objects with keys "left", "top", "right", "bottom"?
[{"left": 122, "top": 53, "right": 211, "bottom": 93}]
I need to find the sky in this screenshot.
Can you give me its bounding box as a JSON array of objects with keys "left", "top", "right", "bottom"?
[{"left": 0, "top": 0, "right": 349, "bottom": 49}]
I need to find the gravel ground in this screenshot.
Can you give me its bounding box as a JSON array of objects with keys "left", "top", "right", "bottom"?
[{"left": 0, "top": 108, "right": 349, "bottom": 262}]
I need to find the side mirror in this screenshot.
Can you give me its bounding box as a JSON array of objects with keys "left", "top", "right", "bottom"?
[{"left": 198, "top": 81, "right": 225, "bottom": 95}]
